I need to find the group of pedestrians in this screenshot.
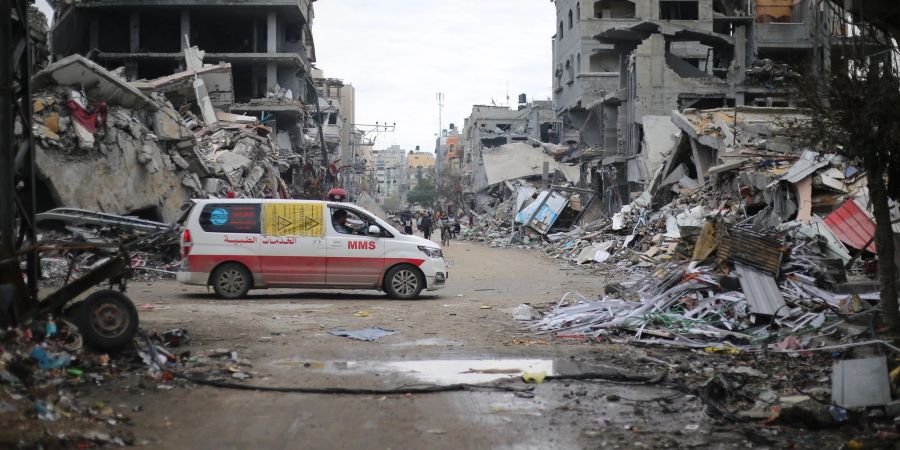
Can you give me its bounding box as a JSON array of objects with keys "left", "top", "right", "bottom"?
[{"left": 399, "top": 210, "right": 462, "bottom": 245}]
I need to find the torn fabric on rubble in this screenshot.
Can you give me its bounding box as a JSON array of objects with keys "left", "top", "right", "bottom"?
[{"left": 66, "top": 99, "right": 108, "bottom": 133}]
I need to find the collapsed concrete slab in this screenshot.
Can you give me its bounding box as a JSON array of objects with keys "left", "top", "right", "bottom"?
[
  {"left": 33, "top": 99, "right": 190, "bottom": 222},
  {"left": 32, "top": 55, "right": 157, "bottom": 111},
  {"left": 482, "top": 142, "right": 581, "bottom": 187}
]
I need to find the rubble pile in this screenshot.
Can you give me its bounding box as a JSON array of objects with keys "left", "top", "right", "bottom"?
[
  {"left": 460, "top": 108, "right": 899, "bottom": 360},
  {"left": 30, "top": 54, "right": 292, "bottom": 224},
  {"left": 0, "top": 318, "right": 254, "bottom": 448},
  {"left": 34, "top": 208, "right": 181, "bottom": 284},
  {"left": 0, "top": 319, "right": 137, "bottom": 447},
  {"left": 745, "top": 58, "right": 800, "bottom": 89},
  {"left": 513, "top": 153, "right": 893, "bottom": 346},
  {"left": 189, "top": 115, "right": 288, "bottom": 199}
]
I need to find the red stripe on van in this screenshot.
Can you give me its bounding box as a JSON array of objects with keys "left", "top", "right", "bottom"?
[
  {"left": 188, "top": 255, "right": 424, "bottom": 275},
  {"left": 188, "top": 255, "right": 262, "bottom": 274}
]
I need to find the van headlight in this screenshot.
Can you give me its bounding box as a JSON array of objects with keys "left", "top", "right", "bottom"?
[{"left": 418, "top": 246, "right": 443, "bottom": 259}]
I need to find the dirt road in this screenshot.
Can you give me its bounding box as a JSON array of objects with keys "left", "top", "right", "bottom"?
[{"left": 81, "top": 239, "right": 792, "bottom": 449}]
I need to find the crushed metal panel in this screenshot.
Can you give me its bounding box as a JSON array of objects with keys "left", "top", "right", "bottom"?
[
  {"left": 831, "top": 357, "right": 892, "bottom": 409},
  {"left": 823, "top": 199, "right": 877, "bottom": 253},
  {"left": 718, "top": 227, "right": 784, "bottom": 275},
  {"left": 515, "top": 190, "right": 568, "bottom": 235},
  {"left": 780, "top": 150, "right": 830, "bottom": 183},
  {"left": 735, "top": 264, "right": 787, "bottom": 317},
  {"left": 32, "top": 55, "right": 156, "bottom": 110}
]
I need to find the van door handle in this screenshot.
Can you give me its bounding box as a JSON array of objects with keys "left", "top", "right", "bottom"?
[{"left": 330, "top": 242, "right": 342, "bottom": 248}]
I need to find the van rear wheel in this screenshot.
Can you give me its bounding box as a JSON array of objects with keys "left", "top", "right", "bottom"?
[
  {"left": 384, "top": 264, "right": 424, "bottom": 300},
  {"left": 212, "top": 263, "right": 252, "bottom": 299}
]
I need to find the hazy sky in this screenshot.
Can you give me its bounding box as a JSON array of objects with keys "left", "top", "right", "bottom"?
[{"left": 36, "top": 0, "right": 555, "bottom": 152}]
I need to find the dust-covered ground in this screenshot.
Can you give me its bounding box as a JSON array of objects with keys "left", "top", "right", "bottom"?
[{"left": 20, "top": 237, "right": 895, "bottom": 449}]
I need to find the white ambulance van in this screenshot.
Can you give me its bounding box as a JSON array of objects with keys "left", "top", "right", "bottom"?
[{"left": 176, "top": 199, "right": 447, "bottom": 299}]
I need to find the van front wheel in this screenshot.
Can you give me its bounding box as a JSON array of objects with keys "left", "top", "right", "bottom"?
[
  {"left": 211, "top": 263, "right": 252, "bottom": 299},
  {"left": 384, "top": 265, "right": 424, "bottom": 299}
]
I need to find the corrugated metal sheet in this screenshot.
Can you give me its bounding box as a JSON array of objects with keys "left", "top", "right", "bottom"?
[
  {"left": 735, "top": 264, "right": 787, "bottom": 317},
  {"left": 780, "top": 150, "right": 831, "bottom": 183},
  {"left": 823, "top": 200, "right": 877, "bottom": 253},
  {"left": 718, "top": 227, "right": 784, "bottom": 275}
]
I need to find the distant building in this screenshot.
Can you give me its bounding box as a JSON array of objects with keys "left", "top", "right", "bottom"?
[
  {"left": 406, "top": 151, "right": 436, "bottom": 190},
  {"left": 373, "top": 145, "right": 407, "bottom": 199}
]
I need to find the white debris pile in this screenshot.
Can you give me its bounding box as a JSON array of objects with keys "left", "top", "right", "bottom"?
[{"left": 533, "top": 260, "right": 880, "bottom": 350}]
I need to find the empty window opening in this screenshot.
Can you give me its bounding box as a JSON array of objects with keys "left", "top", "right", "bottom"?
[
  {"left": 568, "top": 9, "right": 574, "bottom": 28},
  {"left": 559, "top": 21, "right": 564, "bottom": 38},
  {"left": 593, "top": 0, "right": 636, "bottom": 19},
  {"left": 96, "top": 11, "right": 131, "bottom": 53},
  {"left": 659, "top": 1, "right": 699, "bottom": 20},
  {"left": 191, "top": 13, "right": 258, "bottom": 53},
  {"left": 139, "top": 11, "right": 181, "bottom": 52}
]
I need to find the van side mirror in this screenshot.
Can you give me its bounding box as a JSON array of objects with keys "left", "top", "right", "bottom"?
[{"left": 367, "top": 225, "right": 381, "bottom": 236}]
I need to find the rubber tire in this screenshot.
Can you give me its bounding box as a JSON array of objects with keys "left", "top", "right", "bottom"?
[
  {"left": 75, "top": 290, "right": 139, "bottom": 352},
  {"left": 211, "top": 262, "right": 252, "bottom": 299},
  {"left": 384, "top": 264, "right": 425, "bottom": 300}
]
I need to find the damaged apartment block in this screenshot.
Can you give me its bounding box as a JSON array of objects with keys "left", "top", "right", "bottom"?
[
  {"left": 552, "top": 0, "right": 838, "bottom": 213},
  {"left": 47, "top": 0, "right": 327, "bottom": 198}
]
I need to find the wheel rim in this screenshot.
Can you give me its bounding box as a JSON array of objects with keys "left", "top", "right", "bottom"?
[
  {"left": 218, "top": 269, "right": 246, "bottom": 295},
  {"left": 391, "top": 269, "right": 418, "bottom": 296},
  {"left": 91, "top": 302, "right": 129, "bottom": 338}
]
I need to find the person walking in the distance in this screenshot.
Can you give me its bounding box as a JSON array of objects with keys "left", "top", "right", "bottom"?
[{"left": 421, "top": 212, "right": 433, "bottom": 241}]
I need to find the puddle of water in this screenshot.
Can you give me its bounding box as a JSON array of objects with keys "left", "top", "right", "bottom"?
[
  {"left": 388, "top": 338, "right": 464, "bottom": 347},
  {"left": 269, "top": 357, "right": 622, "bottom": 385}
]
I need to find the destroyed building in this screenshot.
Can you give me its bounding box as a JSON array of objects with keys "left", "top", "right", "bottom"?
[
  {"left": 310, "top": 71, "right": 347, "bottom": 168},
  {"left": 46, "top": 0, "right": 332, "bottom": 199},
  {"left": 459, "top": 105, "right": 530, "bottom": 210},
  {"left": 48, "top": 0, "right": 316, "bottom": 101},
  {"left": 451, "top": 102, "right": 576, "bottom": 211},
  {"left": 552, "top": 0, "right": 841, "bottom": 212}
]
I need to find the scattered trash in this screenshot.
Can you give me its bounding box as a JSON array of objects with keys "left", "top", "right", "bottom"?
[
  {"left": 522, "top": 371, "right": 546, "bottom": 384},
  {"left": 353, "top": 311, "right": 371, "bottom": 318},
  {"left": 328, "top": 327, "right": 397, "bottom": 342},
  {"left": 162, "top": 328, "right": 191, "bottom": 347},
  {"left": 512, "top": 304, "right": 534, "bottom": 321}
]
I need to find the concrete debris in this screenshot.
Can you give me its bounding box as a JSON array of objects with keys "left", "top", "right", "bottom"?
[
  {"left": 30, "top": 49, "right": 295, "bottom": 224},
  {"left": 832, "top": 357, "right": 893, "bottom": 409},
  {"left": 447, "top": 106, "right": 899, "bottom": 365}
]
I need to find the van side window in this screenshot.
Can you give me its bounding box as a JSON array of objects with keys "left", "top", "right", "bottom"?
[{"left": 199, "top": 204, "right": 261, "bottom": 233}]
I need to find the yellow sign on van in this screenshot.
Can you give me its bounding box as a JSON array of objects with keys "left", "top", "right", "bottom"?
[{"left": 263, "top": 202, "right": 325, "bottom": 237}]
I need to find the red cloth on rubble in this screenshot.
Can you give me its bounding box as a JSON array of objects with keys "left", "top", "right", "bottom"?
[{"left": 66, "top": 99, "right": 109, "bottom": 133}]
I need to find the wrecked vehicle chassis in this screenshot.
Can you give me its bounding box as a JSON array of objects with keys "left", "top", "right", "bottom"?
[{"left": 3, "top": 240, "right": 141, "bottom": 351}]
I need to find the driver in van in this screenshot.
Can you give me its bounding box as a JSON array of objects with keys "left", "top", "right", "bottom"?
[{"left": 332, "top": 209, "right": 354, "bottom": 234}]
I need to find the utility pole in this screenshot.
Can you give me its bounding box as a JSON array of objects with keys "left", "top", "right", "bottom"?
[{"left": 436, "top": 92, "right": 444, "bottom": 134}]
